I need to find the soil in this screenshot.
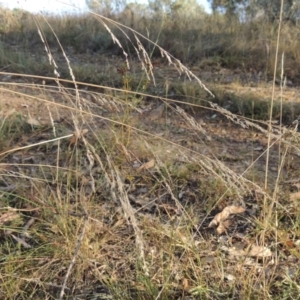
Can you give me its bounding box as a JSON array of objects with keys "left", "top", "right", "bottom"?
[{"left": 1, "top": 59, "right": 300, "bottom": 187}]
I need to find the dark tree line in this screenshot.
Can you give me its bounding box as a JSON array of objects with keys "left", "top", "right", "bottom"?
[
  {"left": 209, "top": 0, "right": 300, "bottom": 23},
  {"left": 84, "top": 0, "right": 300, "bottom": 24}
]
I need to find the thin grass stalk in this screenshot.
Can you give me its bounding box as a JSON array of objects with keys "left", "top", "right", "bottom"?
[
  {"left": 262, "top": 0, "right": 284, "bottom": 296},
  {"left": 264, "top": 0, "right": 284, "bottom": 191}
]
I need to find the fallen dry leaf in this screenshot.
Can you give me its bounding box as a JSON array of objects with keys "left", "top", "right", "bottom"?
[
  {"left": 221, "top": 244, "right": 272, "bottom": 258},
  {"left": 290, "top": 191, "right": 300, "bottom": 201},
  {"left": 137, "top": 159, "right": 155, "bottom": 172},
  {"left": 182, "top": 278, "right": 189, "bottom": 291},
  {"left": 27, "top": 117, "right": 41, "bottom": 126},
  {"left": 0, "top": 211, "right": 20, "bottom": 225},
  {"left": 283, "top": 240, "right": 296, "bottom": 248},
  {"left": 224, "top": 274, "right": 236, "bottom": 281},
  {"left": 209, "top": 205, "right": 246, "bottom": 227},
  {"left": 209, "top": 205, "right": 245, "bottom": 234},
  {"left": 247, "top": 245, "right": 272, "bottom": 257},
  {"left": 216, "top": 219, "right": 232, "bottom": 234}
]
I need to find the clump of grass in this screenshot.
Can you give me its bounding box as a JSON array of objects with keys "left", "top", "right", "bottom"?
[{"left": 0, "top": 111, "right": 28, "bottom": 151}]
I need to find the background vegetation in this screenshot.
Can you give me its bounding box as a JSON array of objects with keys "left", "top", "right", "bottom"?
[{"left": 0, "top": 0, "right": 299, "bottom": 77}]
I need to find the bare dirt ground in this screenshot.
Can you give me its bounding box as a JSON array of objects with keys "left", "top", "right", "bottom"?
[{"left": 1, "top": 71, "right": 299, "bottom": 187}]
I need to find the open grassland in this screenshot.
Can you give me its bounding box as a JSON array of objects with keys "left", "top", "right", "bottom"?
[{"left": 0, "top": 5, "right": 300, "bottom": 300}]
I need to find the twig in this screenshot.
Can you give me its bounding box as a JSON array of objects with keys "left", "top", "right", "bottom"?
[
  {"left": 0, "top": 134, "right": 73, "bottom": 157},
  {"left": 20, "top": 217, "right": 35, "bottom": 239},
  {"left": 10, "top": 234, "right": 32, "bottom": 249}
]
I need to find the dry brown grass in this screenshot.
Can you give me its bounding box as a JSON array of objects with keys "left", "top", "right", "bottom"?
[{"left": 0, "top": 3, "right": 300, "bottom": 300}]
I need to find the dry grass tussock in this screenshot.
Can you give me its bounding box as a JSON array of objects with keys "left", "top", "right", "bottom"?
[{"left": 0, "top": 6, "right": 300, "bottom": 300}]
